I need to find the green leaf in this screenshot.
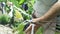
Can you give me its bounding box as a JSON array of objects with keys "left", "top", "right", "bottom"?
[
  {"left": 15, "top": 23, "right": 26, "bottom": 34},
  {"left": 36, "top": 27, "right": 43, "bottom": 34},
  {"left": 19, "top": 0, "right": 25, "bottom": 4},
  {"left": 16, "top": 23, "right": 25, "bottom": 31},
  {"left": 18, "top": 30, "right": 25, "bottom": 34}
]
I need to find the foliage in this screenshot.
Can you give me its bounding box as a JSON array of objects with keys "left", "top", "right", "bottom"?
[
  {"left": 0, "top": 14, "right": 10, "bottom": 25},
  {"left": 0, "top": 0, "right": 7, "bottom": 2},
  {"left": 0, "top": 0, "right": 43, "bottom": 34},
  {"left": 55, "top": 31, "right": 60, "bottom": 34},
  {"left": 36, "top": 27, "right": 43, "bottom": 34},
  {"left": 16, "top": 23, "right": 25, "bottom": 34},
  {"left": 0, "top": 0, "right": 59, "bottom": 34},
  {"left": 14, "top": 10, "right": 23, "bottom": 20}
]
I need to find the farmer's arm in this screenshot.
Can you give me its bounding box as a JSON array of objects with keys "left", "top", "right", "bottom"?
[
  {"left": 25, "top": 0, "right": 60, "bottom": 34},
  {"left": 32, "top": 0, "right": 60, "bottom": 23}
]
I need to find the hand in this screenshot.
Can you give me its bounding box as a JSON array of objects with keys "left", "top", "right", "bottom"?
[
  {"left": 25, "top": 18, "right": 42, "bottom": 34},
  {"left": 24, "top": 18, "right": 43, "bottom": 34},
  {"left": 25, "top": 24, "right": 41, "bottom": 34},
  {"left": 31, "top": 19, "right": 39, "bottom": 23},
  {"left": 31, "top": 18, "right": 43, "bottom": 24}
]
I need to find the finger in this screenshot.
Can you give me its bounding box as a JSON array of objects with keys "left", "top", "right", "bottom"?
[
  {"left": 25, "top": 24, "right": 41, "bottom": 34},
  {"left": 25, "top": 24, "right": 32, "bottom": 33},
  {"left": 25, "top": 24, "right": 40, "bottom": 32}
]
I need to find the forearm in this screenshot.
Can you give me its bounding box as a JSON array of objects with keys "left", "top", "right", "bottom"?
[{"left": 38, "top": 1, "right": 60, "bottom": 22}]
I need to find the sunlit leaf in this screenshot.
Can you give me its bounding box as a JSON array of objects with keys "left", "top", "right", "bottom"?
[{"left": 19, "top": 0, "right": 25, "bottom": 5}]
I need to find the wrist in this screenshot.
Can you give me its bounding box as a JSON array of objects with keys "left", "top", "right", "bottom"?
[{"left": 37, "top": 17, "right": 44, "bottom": 22}]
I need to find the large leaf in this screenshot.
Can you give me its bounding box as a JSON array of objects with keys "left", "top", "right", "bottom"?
[
  {"left": 14, "top": 10, "right": 23, "bottom": 20},
  {"left": 15, "top": 22, "right": 26, "bottom": 34},
  {"left": 16, "top": 23, "right": 25, "bottom": 31}
]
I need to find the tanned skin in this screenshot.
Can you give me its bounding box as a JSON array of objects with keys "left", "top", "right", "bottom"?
[{"left": 25, "top": 0, "right": 60, "bottom": 34}]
